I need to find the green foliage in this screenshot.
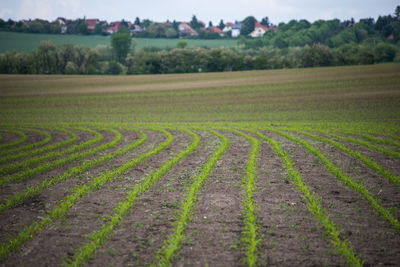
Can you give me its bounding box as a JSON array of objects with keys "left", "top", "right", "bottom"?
[
  {"left": 241, "top": 16, "right": 257, "bottom": 36},
  {"left": 111, "top": 33, "right": 132, "bottom": 63},
  {"left": 105, "top": 61, "right": 122, "bottom": 75},
  {"left": 176, "top": 40, "right": 188, "bottom": 49}
]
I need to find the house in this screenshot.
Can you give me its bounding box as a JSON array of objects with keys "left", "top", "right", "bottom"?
[
  {"left": 106, "top": 21, "right": 122, "bottom": 34},
  {"left": 198, "top": 20, "right": 206, "bottom": 27},
  {"left": 85, "top": 19, "right": 99, "bottom": 32},
  {"left": 249, "top": 22, "right": 268, "bottom": 38},
  {"left": 56, "top": 17, "right": 67, "bottom": 33},
  {"left": 178, "top": 23, "right": 198, "bottom": 37},
  {"left": 231, "top": 23, "right": 242, "bottom": 37},
  {"left": 130, "top": 24, "right": 143, "bottom": 35},
  {"left": 223, "top": 22, "right": 233, "bottom": 33},
  {"left": 208, "top": 26, "right": 224, "bottom": 37}
]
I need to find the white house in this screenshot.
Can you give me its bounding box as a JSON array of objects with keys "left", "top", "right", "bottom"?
[{"left": 231, "top": 23, "right": 242, "bottom": 38}]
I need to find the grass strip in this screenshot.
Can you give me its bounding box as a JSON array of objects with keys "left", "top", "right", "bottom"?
[
  {"left": 297, "top": 130, "right": 400, "bottom": 189},
  {"left": 0, "top": 128, "right": 102, "bottom": 177},
  {"left": 254, "top": 130, "right": 363, "bottom": 267},
  {"left": 0, "top": 128, "right": 105, "bottom": 185},
  {"left": 0, "top": 128, "right": 76, "bottom": 165},
  {"left": 230, "top": 129, "right": 261, "bottom": 267},
  {"left": 0, "top": 128, "right": 51, "bottom": 157},
  {"left": 0, "top": 128, "right": 141, "bottom": 215},
  {"left": 0, "top": 129, "right": 27, "bottom": 151},
  {"left": 156, "top": 129, "right": 229, "bottom": 267},
  {"left": 0, "top": 128, "right": 172, "bottom": 261},
  {"left": 265, "top": 127, "right": 400, "bottom": 232},
  {"left": 65, "top": 129, "right": 200, "bottom": 267},
  {"left": 327, "top": 132, "right": 400, "bottom": 160}
]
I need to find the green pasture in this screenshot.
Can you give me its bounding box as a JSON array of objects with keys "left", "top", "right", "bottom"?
[{"left": 0, "top": 32, "right": 238, "bottom": 53}]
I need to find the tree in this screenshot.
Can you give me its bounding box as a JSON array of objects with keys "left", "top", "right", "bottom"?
[
  {"left": 218, "top": 20, "right": 225, "bottom": 30},
  {"left": 241, "top": 16, "right": 257, "bottom": 36},
  {"left": 94, "top": 23, "right": 103, "bottom": 34},
  {"left": 111, "top": 32, "right": 132, "bottom": 63},
  {"left": 134, "top": 17, "right": 141, "bottom": 26},
  {"left": 77, "top": 20, "right": 89, "bottom": 35},
  {"left": 166, "top": 27, "right": 178, "bottom": 38},
  {"left": 208, "top": 21, "right": 213, "bottom": 27},
  {"left": 190, "top": 15, "right": 202, "bottom": 29},
  {"left": 395, "top": 6, "right": 400, "bottom": 19},
  {"left": 260, "top": 16, "right": 270, "bottom": 27},
  {"left": 176, "top": 40, "right": 188, "bottom": 48}
]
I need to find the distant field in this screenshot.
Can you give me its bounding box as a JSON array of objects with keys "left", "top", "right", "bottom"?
[
  {"left": 0, "top": 32, "right": 238, "bottom": 53},
  {"left": 0, "top": 64, "right": 400, "bottom": 266}
]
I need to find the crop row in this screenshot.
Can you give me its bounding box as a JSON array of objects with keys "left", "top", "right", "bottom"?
[{"left": 0, "top": 125, "right": 398, "bottom": 266}]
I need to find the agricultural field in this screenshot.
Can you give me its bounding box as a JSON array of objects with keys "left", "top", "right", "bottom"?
[
  {"left": 0, "top": 64, "right": 399, "bottom": 266},
  {"left": 0, "top": 32, "right": 238, "bottom": 53}
]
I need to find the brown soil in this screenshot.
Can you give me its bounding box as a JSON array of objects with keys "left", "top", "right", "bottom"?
[
  {"left": 261, "top": 130, "right": 400, "bottom": 266},
  {"left": 87, "top": 130, "right": 218, "bottom": 266},
  {"left": 0, "top": 129, "right": 138, "bottom": 244},
  {"left": 1, "top": 128, "right": 400, "bottom": 267},
  {"left": 3, "top": 130, "right": 190, "bottom": 266}
]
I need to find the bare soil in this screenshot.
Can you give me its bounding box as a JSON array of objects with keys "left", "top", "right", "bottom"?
[{"left": 1, "top": 128, "right": 400, "bottom": 267}]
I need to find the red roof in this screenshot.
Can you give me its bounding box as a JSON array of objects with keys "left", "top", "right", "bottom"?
[
  {"left": 209, "top": 26, "right": 224, "bottom": 34},
  {"left": 198, "top": 20, "right": 206, "bottom": 26},
  {"left": 387, "top": 34, "right": 394, "bottom": 40},
  {"left": 85, "top": 19, "right": 99, "bottom": 31},
  {"left": 255, "top": 22, "right": 268, "bottom": 31},
  {"left": 107, "top": 21, "right": 122, "bottom": 33},
  {"left": 225, "top": 22, "right": 233, "bottom": 27}
]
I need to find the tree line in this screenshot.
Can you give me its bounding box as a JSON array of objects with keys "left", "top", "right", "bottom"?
[{"left": 0, "top": 37, "right": 398, "bottom": 75}]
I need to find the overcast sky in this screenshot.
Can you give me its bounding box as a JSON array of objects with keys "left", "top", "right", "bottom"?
[{"left": 0, "top": 0, "right": 398, "bottom": 24}]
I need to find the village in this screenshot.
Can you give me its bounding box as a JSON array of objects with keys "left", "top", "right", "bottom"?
[{"left": 6, "top": 15, "right": 278, "bottom": 39}]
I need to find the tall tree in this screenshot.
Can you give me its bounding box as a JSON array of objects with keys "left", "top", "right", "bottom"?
[
  {"left": 208, "top": 21, "right": 213, "bottom": 27},
  {"left": 111, "top": 32, "right": 132, "bottom": 63},
  {"left": 240, "top": 16, "right": 257, "bottom": 36},
  {"left": 260, "top": 16, "right": 270, "bottom": 26},
  {"left": 190, "top": 15, "right": 201, "bottom": 29},
  {"left": 218, "top": 19, "right": 225, "bottom": 30},
  {"left": 395, "top": 6, "right": 400, "bottom": 19},
  {"left": 134, "top": 17, "right": 141, "bottom": 26}
]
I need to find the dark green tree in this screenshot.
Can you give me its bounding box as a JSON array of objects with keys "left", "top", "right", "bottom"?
[
  {"left": 260, "top": 16, "right": 270, "bottom": 26},
  {"left": 394, "top": 5, "right": 400, "bottom": 19},
  {"left": 218, "top": 19, "right": 225, "bottom": 30},
  {"left": 208, "top": 21, "right": 213, "bottom": 27},
  {"left": 111, "top": 32, "right": 132, "bottom": 63},
  {"left": 134, "top": 17, "right": 141, "bottom": 26},
  {"left": 241, "top": 16, "right": 257, "bottom": 35},
  {"left": 77, "top": 20, "right": 89, "bottom": 35},
  {"left": 190, "top": 15, "right": 202, "bottom": 29},
  {"left": 94, "top": 23, "right": 103, "bottom": 34}
]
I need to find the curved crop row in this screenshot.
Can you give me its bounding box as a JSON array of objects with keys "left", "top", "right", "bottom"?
[
  {"left": 0, "top": 128, "right": 172, "bottom": 261},
  {"left": 0, "top": 128, "right": 143, "bottom": 215},
  {"left": 65, "top": 129, "right": 201, "bottom": 267},
  {"left": 295, "top": 129, "right": 400, "bottom": 189},
  {"left": 230, "top": 129, "right": 261, "bottom": 267},
  {"left": 253, "top": 130, "right": 363, "bottom": 267},
  {"left": 0, "top": 128, "right": 103, "bottom": 177},
  {"left": 266, "top": 127, "right": 400, "bottom": 232},
  {"left": 0, "top": 129, "right": 27, "bottom": 151},
  {"left": 345, "top": 132, "right": 400, "bottom": 149},
  {"left": 156, "top": 129, "right": 229, "bottom": 266},
  {"left": 0, "top": 128, "right": 52, "bottom": 158},
  {"left": 0, "top": 128, "right": 77, "bottom": 165},
  {"left": 327, "top": 132, "right": 400, "bottom": 160}
]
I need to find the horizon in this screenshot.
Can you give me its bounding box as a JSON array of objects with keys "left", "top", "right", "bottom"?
[{"left": 0, "top": 0, "right": 398, "bottom": 26}]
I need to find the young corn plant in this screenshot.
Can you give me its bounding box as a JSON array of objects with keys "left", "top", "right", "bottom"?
[
  {"left": 65, "top": 128, "right": 201, "bottom": 267},
  {"left": 0, "top": 127, "right": 103, "bottom": 177},
  {"left": 0, "top": 128, "right": 52, "bottom": 158},
  {"left": 253, "top": 130, "right": 363, "bottom": 267},
  {"left": 0, "top": 128, "right": 77, "bottom": 165},
  {"left": 0, "top": 129, "right": 27, "bottom": 151},
  {"left": 230, "top": 129, "right": 261, "bottom": 267},
  {"left": 265, "top": 127, "right": 400, "bottom": 232},
  {"left": 0, "top": 128, "right": 172, "bottom": 261},
  {"left": 156, "top": 129, "right": 229, "bottom": 267},
  {"left": 0, "top": 128, "right": 145, "bottom": 215}
]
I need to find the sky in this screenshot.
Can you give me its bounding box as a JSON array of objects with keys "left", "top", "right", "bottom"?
[{"left": 0, "top": 0, "right": 398, "bottom": 25}]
